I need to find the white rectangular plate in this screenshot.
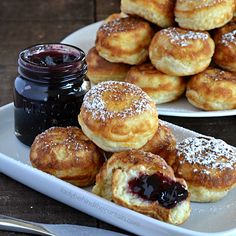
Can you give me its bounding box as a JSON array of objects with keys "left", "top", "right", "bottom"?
[{"left": 0, "top": 103, "right": 236, "bottom": 236}]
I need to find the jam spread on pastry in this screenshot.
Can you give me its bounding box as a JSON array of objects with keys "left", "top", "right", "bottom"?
[{"left": 128, "top": 172, "right": 188, "bottom": 209}]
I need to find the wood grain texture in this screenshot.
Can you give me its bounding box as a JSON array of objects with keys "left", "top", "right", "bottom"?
[{"left": 0, "top": 1, "right": 125, "bottom": 235}]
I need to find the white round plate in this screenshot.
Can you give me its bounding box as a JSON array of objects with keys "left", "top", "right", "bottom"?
[{"left": 61, "top": 22, "right": 236, "bottom": 118}]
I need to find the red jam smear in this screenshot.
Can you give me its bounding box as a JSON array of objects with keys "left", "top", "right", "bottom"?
[
  {"left": 28, "top": 51, "right": 77, "bottom": 66},
  {"left": 128, "top": 173, "right": 188, "bottom": 209}
]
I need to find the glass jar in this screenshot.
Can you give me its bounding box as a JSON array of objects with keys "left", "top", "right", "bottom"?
[{"left": 13, "top": 43, "right": 90, "bottom": 146}]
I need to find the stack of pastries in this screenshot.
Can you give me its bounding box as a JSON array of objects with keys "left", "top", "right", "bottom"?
[
  {"left": 30, "top": 80, "right": 236, "bottom": 226},
  {"left": 29, "top": 0, "right": 236, "bottom": 227},
  {"left": 86, "top": 0, "right": 236, "bottom": 110}
]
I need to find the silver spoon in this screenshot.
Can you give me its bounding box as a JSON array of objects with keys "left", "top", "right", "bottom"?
[{"left": 0, "top": 214, "right": 128, "bottom": 236}]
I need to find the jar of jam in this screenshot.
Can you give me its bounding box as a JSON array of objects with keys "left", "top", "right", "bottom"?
[{"left": 13, "top": 43, "right": 90, "bottom": 146}]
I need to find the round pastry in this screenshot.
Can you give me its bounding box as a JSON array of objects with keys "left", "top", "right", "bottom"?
[
  {"left": 213, "top": 21, "right": 236, "bottom": 72},
  {"left": 235, "top": 1, "right": 236, "bottom": 16},
  {"left": 175, "top": 0, "right": 235, "bottom": 31},
  {"left": 125, "top": 63, "right": 186, "bottom": 104},
  {"left": 92, "top": 150, "right": 191, "bottom": 225},
  {"left": 86, "top": 47, "right": 130, "bottom": 84},
  {"left": 235, "top": 2, "right": 236, "bottom": 17},
  {"left": 121, "top": 0, "right": 175, "bottom": 28},
  {"left": 173, "top": 136, "right": 236, "bottom": 202},
  {"left": 186, "top": 67, "right": 236, "bottom": 111},
  {"left": 139, "top": 120, "right": 177, "bottom": 166},
  {"left": 78, "top": 81, "right": 159, "bottom": 152},
  {"left": 95, "top": 16, "right": 154, "bottom": 65},
  {"left": 30, "top": 126, "right": 104, "bottom": 187},
  {"left": 149, "top": 27, "right": 215, "bottom": 76},
  {"left": 235, "top": 0, "right": 236, "bottom": 16},
  {"left": 104, "top": 12, "right": 128, "bottom": 23}
]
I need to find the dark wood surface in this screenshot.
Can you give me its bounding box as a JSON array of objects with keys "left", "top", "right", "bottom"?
[{"left": 0, "top": 1, "right": 235, "bottom": 236}]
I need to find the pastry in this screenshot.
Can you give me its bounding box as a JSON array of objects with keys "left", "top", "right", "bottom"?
[
  {"left": 78, "top": 81, "right": 159, "bottom": 152},
  {"left": 121, "top": 0, "right": 175, "bottom": 28},
  {"left": 173, "top": 136, "right": 236, "bottom": 202},
  {"left": 149, "top": 27, "right": 215, "bottom": 76},
  {"left": 125, "top": 63, "right": 186, "bottom": 104},
  {"left": 30, "top": 126, "right": 104, "bottom": 187},
  {"left": 175, "top": 0, "right": 235, "bottom": 31},
  {"left": 186, "top": 67, "right": 236, "bottom": 111},
  {"left": 86, "top": 47, "right": 130, "bottom": 84},
  {"left": 104, "top": 12, "right": 128, "bottom": 23},
  {"left": 213, "top": 20, "right": 236, "bottom": 72},
  {"left": 93, "top": 150, "right": 191, "bottom": 225},
  {"left": 139, "top": 120, "right": 177, "bottom": 166},
  {"left": 95, "top": 16, "right": 154, "bottom": 65}
]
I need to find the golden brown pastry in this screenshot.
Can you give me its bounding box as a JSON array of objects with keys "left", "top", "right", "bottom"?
[
  {"left": 186, "top": 67, "right": 236, "bottom": 111},
  {"left": 213, "top": 21, "right": 236, "bottom": 72},
  {"left": 235, "top": 1, "right": 236, "bottom": 16},
  {"left": 139, "top": 120, "right": 177, "bottom": 166},
  {"left": 86, "top": 47, "right": 130, "bottom": 84},
  {"left": 234, "top": 1, "right": 236, "bottom": 17},
  {"left": 149, "top": 27, "right": 215, "bottom": 76},
  {"left": 121, "top": 0, "right": 175, "bottom": 28},
  {"left": 173, "top": 136, "right": 236, "bottom": 202},
  {"left": 93, "top": 150, "right": 191, "bottom": 225},
  {"left": 125, "top": 63, "right": 186, "bottom": 104},
  {"left": 175, "top": 0, "right": 235, "bottom": 31},
  {"left": 30, "top": 126, "right": 104, "bottom": 187},
  {"left": 104, "top": 12, "right": 128, "bottom": 23},
  {"left": 95, "top": 16, "right": 154, "bottom": 65},
  {"left": 78, "top": 81, "right": 159, "bottom": 152}
]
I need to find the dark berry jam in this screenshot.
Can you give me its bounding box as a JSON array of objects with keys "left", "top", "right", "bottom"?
[
  {"left": 14, "top": 43, "right": 90, "bottom": 146},
  {"left": 128, "top": 173, "right": 188, "bottom": 209},
  {"left": 28, "top": 51, "right": 77, "bottom": 66}
]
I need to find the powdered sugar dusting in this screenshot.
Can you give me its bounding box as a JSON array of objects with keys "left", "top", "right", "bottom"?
[
  {"left": 82, "top": 81, "right": 153, "bottom": 121},
  {"left": 177, "top": 136, "right": 236, "bottom": 170},
  {"left": 205, "top": 68, "right": 236, "bottom": 82},
  {"left": 34, "top": 126, "right": 89, "bottom": 152},
  {"left": 98, "top": 17, "right": 141, "bottom": 36},
  {"left": 221, "top": 30, "right": 236, "bottom": 46},
  {"left": 161, "top": 27, "right": 209, "bottom": 47}
]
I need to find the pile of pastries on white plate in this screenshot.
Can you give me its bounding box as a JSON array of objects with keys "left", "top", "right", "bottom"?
[
  {"left": 29, "top": 0, "right": 236, "bottom": 226},
  {"left": 86, "top": 0, "right": 236, "bottom": 111}
]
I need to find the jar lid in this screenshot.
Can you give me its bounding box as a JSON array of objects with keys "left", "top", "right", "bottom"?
[{"left": 18, "top": 43, "right": 87, "bottom": 83}]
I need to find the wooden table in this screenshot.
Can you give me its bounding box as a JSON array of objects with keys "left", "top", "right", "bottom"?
[{"left": 0, "top": 1, "right": 235, "bottom": 236}]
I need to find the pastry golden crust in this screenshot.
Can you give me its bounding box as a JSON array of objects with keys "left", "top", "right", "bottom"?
[
  {"left": 121, "top": 0, "right": 175, "bottom": 28},
  {"left": 186, "top": 67, "right": 236, "bottom": 111},
  {"left": 173, "top": 136, "right": 236, "bottom": 202},
  {"left": 235, "top": 1, "right": 236, "bottom": 16},
  {"left": 149, "top": 27, "right": 215, "bottom": 76},
  {"left": 104, "top": 12, "right": 128, "bottom": 23},
  {"left": 78, "top": 81, "right": 159, "bottom": 152},
  {"left": 95, "top": 16, "right": 154, "bottom": 65},
  {"left": 213, "top": 21, "right": 236, "bottom": 72},
  {"left": 175, "top": 0, "right": 235, "bottom": 31},
  {"left": 30, "top": 126, "right": 104, "bottom": 187},
  {"left": 235, "top": 2, "right": 236, "bottom": 17},
  {"left": 125, "top": 63, "right": 186, "bottom": 104},
  {"left": 139, "top": 121, "right": 177, "bottom": 166},
  {"left": 92, "top": 150, "right": 191, "bottom": 225},
  {"left": 86, "top": 47, "right": 130, "bottom": 84}
]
